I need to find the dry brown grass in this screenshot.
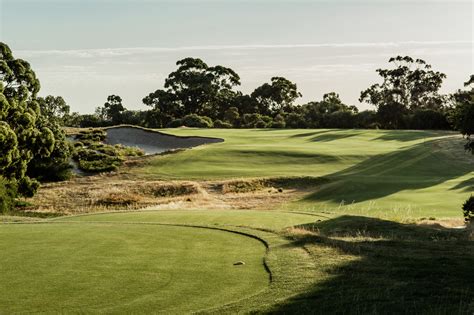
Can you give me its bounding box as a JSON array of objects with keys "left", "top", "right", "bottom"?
[{"left": 23, "top": 173, "right": 309, "bottom": 215}]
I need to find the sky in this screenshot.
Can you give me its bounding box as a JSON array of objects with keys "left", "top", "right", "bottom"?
[{"left": 0, "top": 0, "right": 472, "bottom": 113}]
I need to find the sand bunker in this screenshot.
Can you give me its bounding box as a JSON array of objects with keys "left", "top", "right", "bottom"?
[{"left": 104, "top": 126, "right": 224, "bottom": 155}]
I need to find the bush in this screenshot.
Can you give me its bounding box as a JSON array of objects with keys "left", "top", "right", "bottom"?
[
  {"left": 242, "top": 113, "right": 272, "bottom": 128},
  {"left": 0, "top": 177, "right": 16, "bottom": 214},
  {"left": 325, "top": 111, "right": 356, "bottom": 128},
  {"left": 285, "top": 113, "right": 307, "bottom": 128},
  {"left": 181, "top": 114, "right": 213, "bottom": 128},
  {"left": 168, "top": 119, "right": 183, "bottom": 128},
  {"left": 271, "top": 114, "right": 286, "bottom": 128},
  {"left": 255, "top": 120, "right": 268, "bottom": 128},
  {"left": 213, "top": 119, "right": 233, "bottom": 128},
  {"left": 355, "top": 110, "right": 378, "bottom": 129},
  {"left": 75, "top": 129, "right": 106, "bottom": 142},
  {"left": 410, "top": 110, "right": 450, "bottom": 130},
  {"left": 462, "top": 196, "right": 474, "bottom": 223}
]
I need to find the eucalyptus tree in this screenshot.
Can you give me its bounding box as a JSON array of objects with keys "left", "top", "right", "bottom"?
[
  {"left": 0, "top": 42, "right": 71, "bottom": 198},
  {"left": 144, "top": 58, "right": 241, "bottom": 123},
  {"left": 251, "top": 77, "right": 302, "bottom": 115},
  {"left": 360, "top": 56, "right": 447, "bottom": 128}
]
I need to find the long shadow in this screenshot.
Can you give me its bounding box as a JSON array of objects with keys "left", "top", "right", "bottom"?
[
  {"left": 289, "top": 130, "right": 333, "bottom": 138},
  {"left": 304, "top": 138, "right": 473, "bottom": 204},
  {"left": 271, "top": 216, "right": 474, "bottom": 314},
  {"left": 450, "top": 177, "right": 474, "bottom": 193},
  {"left": 234, "top": 149, "right": 366, "bottom": 165},
  {"left": 309, "top": 131, "right": 357, "bottom": 142},
  {"left": 374, "top": 130, "right": 445, "bottom": 142}
]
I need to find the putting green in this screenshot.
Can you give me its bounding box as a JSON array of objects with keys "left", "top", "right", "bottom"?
[{"left": 0, "top": 222, "right": 268, "bottom": 313}]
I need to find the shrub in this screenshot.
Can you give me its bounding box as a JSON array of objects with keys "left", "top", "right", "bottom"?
[
  {"left": 0, "top": 177, "right": 16, "bottom": 214},
  {"left": 410, "top": 109, "right": 450, "bottom": 130},
  {"left": 75, "top": 129, "right": 106, "bottom": 142},
  {"left": 355, "top": 110, "right": 377, "bottom": 129},
  {"left": 168, "top": 119, "right": 183, "bottom": 128},
  {"left": 325, "top": 111, "right": 356, "bottom": 128},
  {"left": 182, "top": 114, "right": 213, "bottom": 128},
  {"left": 255, "top": 120, "right": 268, "bottom": 128},
  {"left": 285, "top": 113, "right": 307, "bottom": 128},
  {"left": 271, "top": 114, "right": 286, "bottom": 128},
  {"left": 462, "top": 196, "right": 474, "bottom": 223},
  {"left": 213, "top": 119, "right": 233, "bottom": 128}
]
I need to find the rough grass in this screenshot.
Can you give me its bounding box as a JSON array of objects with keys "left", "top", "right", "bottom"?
[
  {"left": 275, "top": 216, "right": 474, "bottom": 314},
  {"left": 220, "top": 176, "right": 329, "bottom": 193}
]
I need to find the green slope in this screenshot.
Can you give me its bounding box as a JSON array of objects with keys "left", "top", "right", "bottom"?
[{"left": 137, "top": 129, "right": 473, "bottom": 218}]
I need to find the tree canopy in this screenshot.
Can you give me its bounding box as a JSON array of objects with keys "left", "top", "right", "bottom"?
[
  {"left": 360, "top": 56, "right": 447, "bottom": 128},
  {"left": 0, "top": 42, "right": 71, "bottom": 199},
  {"left": 450, "top": 75, "right": 474, "bottom": 153}
]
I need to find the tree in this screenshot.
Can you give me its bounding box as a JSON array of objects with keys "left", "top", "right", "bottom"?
[
  {"left": 97, "top": 95, "right": 125, "bottom": 125},
  {"left": 142, "top": 89, "right": 180, "bottom": 128},
  {"left": 360, "top": 56, "right": 447, "bottom": 128},
  {"left": 223, "top": 107, "right": 240, "bottom": 126},
  {"left": 301, "top": 93, "right": 356, "bottom": 128},
  {"left": 0, "top": 42, "right": 70, "bottom": 198},
  {"left": 162, "top": 58, "right": 241, "bottom": 118},
  {"left": 37, "top": 95, "right": 71, "bottom": 125},
  {"left": 450, "top": 75, "right": 474, "bottom": 153},
  {"left": 251, "top": 77, "right": 301, "bottom": 115}
]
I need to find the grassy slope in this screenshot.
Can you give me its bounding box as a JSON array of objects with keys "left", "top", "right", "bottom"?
[
  {"left": 0, "top": 222, "right": 268, "bottom": 313},
  {"left": 138, "top": 129, "right": 473, "bottom": 219}
]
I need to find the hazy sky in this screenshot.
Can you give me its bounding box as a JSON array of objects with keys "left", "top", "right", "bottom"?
[{"left": 1, "top": 0, "right": 472, "bottom": 113}]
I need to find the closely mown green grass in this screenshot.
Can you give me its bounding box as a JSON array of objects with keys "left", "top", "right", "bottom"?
[
  {"left": 138, "top": 129, "right": 473, "bottom": 218},
  {"left": 59, "top": 209, "right": 325, "bottom": 230},
  {"left": 0, "top": 222, "right": 268, "bottom": 313}
]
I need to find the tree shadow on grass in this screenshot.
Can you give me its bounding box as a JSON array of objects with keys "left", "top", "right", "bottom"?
[
  {"left": 289, "top": 130, "right": 333, "bottom": 138},
  {"left": 304, "top": 138, "right": 473, "bottom": 204},
  {"left": 234, "top": 149, "right": 366, "bottom": 165},
  {"left": 374, "top": 130, "right": 448, "bottom": 142},
  {"left": 270, "top": 215, "right": 474, "bottom": 314},
  {"left": 449, "top": 177, "right": 474, "bottom": 193},
  {"left": 309, "top": 130, "right": 358, "bottom": 142}
]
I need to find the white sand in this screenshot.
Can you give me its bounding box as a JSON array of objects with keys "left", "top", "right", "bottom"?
[{"left": 104, "top": 126, "right": 224, "bottom": 155}]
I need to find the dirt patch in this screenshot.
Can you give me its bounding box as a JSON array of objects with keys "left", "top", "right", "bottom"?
[{"left": 104, "top": 126, "right": 223, "bottom": 155}]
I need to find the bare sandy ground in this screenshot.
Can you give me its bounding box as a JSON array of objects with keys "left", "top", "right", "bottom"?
[{"left": 104, "top": 126, "right": 223, "bottom": 154}]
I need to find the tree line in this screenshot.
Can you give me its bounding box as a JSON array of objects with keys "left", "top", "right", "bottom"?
[{"left": 54, "top": 55, "right": 469, "bottom": 132}]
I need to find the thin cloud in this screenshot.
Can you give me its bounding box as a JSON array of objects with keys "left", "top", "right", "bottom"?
[{"left": 17, "top": 40, "right": 472, "bottom": 58}]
